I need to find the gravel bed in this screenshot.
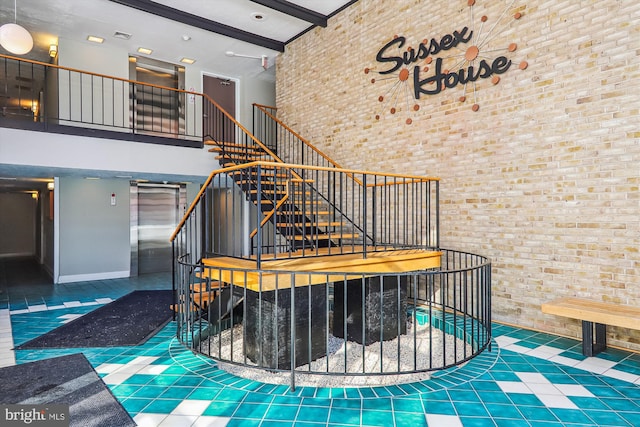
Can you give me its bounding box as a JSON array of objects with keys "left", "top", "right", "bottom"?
[{"left": 201, "top": 320, "right": 472, "bottom": 387}]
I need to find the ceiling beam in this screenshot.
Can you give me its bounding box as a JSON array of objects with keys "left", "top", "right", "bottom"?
[
  {"left": 107, "top": 0, "right": 285, "bottom": 52},
  {"left": 249, "top": 0, "right": 327, "bottom": 27}
]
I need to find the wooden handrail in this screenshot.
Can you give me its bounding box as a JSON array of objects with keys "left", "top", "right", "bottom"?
[
  {"left": 255, "top": 105, "right": 435, "bottom": 189},
  {"left": 253, "top": 103, "right": 370, "bottom": 187},
  {"left": 170, "top": 161, "right": 440, "bottom": 242},
  {"left": 367, "top": 177, "right": 437, "bottom": 188},
  {"left": 170, "top": 161, "right": 298, "bottom": 243},
  {"left": 206, "top": 96, "right": 285, "bottom": 164},
  {"left": 253, "top": 103, "right": 276, "bottom": 110},
  {"left": 253, "top": 103, "right": 344, "bottom": 170},
  {"left": 0, "top": 53, "right": 202, "bottom": 97}
]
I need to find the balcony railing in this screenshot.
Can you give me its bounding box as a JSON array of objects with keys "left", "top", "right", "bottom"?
[{"left": 0, "top": 53, "right": 203, "bottom": 147}]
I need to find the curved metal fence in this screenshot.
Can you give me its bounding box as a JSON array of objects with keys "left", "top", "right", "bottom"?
[{"left": 174, "top": 249, "right": 491, "bottom": 387}]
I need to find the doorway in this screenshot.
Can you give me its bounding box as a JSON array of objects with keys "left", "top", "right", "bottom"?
[
  {"left": 130, "top": 183, "right": 186, "bottom": 275},
  {"left": 203, "top": 75, "right": 236, "bottom": 143}
]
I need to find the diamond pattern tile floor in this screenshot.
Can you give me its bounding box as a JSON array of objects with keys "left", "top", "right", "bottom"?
[{"left": 2, "top": 268, "right": 640, "bottom": 426}]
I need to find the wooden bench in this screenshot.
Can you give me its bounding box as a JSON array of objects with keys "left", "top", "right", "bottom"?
[{"left": 541, "top": 297, "right": 640, "bottom": 357}]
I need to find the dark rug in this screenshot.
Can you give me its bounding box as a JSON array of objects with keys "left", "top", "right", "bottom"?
[
  {"left": 0, "top": 353, "right": 135, "bottom": 427},
  {"left": 17, "top": 290, "right": 173, "bottom": 349}
]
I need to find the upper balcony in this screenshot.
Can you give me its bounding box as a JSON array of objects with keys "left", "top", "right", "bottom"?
[{"left": 0, "top": 53, "right": 205, "bottom": 148}]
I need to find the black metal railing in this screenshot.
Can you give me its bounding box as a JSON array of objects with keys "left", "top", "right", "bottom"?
[
  {"left": 166, "top": 90, "right": 492, "bottom": 388},
  {"left": 172, "top": 248, "right": 491, "bottom": 387},
  {"left": 170, "top": 162, "right": 440, "bottom": 263},
  {"left": 253, "top": 102, "right": 344, "bottom": 171},
  {"left": 0, "top": 53, "right": 202, "bottom": 145},
  {"left": 251, "top": 103, "right": 377, "bottom": 250}
]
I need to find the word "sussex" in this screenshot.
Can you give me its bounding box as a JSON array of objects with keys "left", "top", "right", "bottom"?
[{"left": 375, "top": 27, "right": 513, "bottom": 99}]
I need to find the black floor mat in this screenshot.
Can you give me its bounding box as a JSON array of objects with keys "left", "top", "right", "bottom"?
[
  {"left": 0, "top": 353, "right": 135, "bottom": 427},
  {"left": 17, "top": 290, "right": 173, "bottom": 349}
]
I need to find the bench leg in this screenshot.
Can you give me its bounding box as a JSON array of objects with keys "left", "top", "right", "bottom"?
[{"left": 581, "top": 321, "right": 607, "bottom": 357}]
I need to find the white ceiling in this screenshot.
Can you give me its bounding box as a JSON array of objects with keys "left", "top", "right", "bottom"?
[
  {"left": 0, "top": 0, "right": 356, "bottom": 79},
  {"left": 0, "top": 0, "right": 357, "bottom": 189}
]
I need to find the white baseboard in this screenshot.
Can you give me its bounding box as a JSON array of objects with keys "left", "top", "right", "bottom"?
[{"left": 56, "top": 270, "right": 130, "bottom": 284}]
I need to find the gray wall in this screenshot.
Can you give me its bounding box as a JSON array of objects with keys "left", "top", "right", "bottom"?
[
  {"left": 240, "top": 75, "right": 276, "bottom": 133},
  {"left": 55, "top": 177, "right": 203, "bottom": 283},
  {"left": 57, "top": 177, "right": 131, "bottom": 282}
]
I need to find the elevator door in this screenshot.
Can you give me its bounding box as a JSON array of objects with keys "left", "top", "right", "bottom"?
[
  {"left": 137, "top": 185, "right": 180, "bottom": 274},
  {"left": 130, "top": 56, "right": 185, "bottom": 136}
]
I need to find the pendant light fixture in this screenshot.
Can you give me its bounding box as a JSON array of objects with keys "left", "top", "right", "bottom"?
[{"left": 0, "top": 0, "right": 33, "bottom": 55}]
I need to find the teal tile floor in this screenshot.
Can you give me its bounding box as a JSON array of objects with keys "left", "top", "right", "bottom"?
[{"left": 2, "top": 261, "right": 640, "bottom": 426}]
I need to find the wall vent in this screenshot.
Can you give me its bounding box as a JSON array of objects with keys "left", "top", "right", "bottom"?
[{"left": 113, "top": 31, "right": 132, "bottom": 40}]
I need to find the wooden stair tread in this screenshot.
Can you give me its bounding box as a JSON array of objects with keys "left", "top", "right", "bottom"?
[
  {"left": 215, "top": 150, "right": 269, "bottom": 155},
  {"left": 276, "top": 221, "right": 344, "bottom": 227},
  {"left": 217, "top": 155, "right": 269, "bottom": 162},
  {"left": 237, "top": 179, "right": 284, "bottom": 184},
  {"left": 209, "top": 148, "right": 266, "bottom": 155},
  {"left": 263, "top": 246, "right": 372, "bottom": 258},
  {"left": 208, "top": 146, "right": 265, "bottom": 153},
  {"left": 249, "top": 189, "right": 287, "bottom": 195},
  {"left": 205, "top": 140, "right": 263, "bottom": 149},
  {"left": 275, "top": 215, "right": 331, "bottom": 220},
  {"left": 171, "top": 294, "right": 216, "bottom": 313},
  {"left": 292, "top": 233, "right": 359, "bottom": 241},
  {"left": 191, "top": 281, "right": 225, "bottom": 292},
  {"left": 222, "top": 163, "right": 284, "bottom": 171},
  {"left": 232, "top": 172, "right": 289, "bottom": 179},
  {"left": 277, "top": 210, "right": 330, "bottom": 216},
  {"left": 275, "top": 201, "right": 322, "bottom": 207}
]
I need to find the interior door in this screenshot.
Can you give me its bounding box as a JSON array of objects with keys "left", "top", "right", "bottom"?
[{"left": 203, "top": 75, "right": 236, "bottom": 143}]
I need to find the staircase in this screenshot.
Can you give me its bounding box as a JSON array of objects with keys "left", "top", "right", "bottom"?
[
  {"left": 170, "top": 96, "right": 440, "bottom": 322},
  {"left": 164, "top": 91, "right": 489, "bottom": 378},
  {"left": 204, "top": 127, "right": 362, "bottom": 257}
]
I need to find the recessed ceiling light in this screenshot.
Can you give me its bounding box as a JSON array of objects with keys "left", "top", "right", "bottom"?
[
  {"left": 180, "top": 57, "right": 195, "bottom": 64},
  {"left": 87, "top": 35, "right": 104, "bottom": 44},
  {"left": 182, "top": 35, "right": 191, "bottom": 41},
  {"left": 137, "top": 47, "right": 153, "bottom": 55},
  {"left": 251, "top": 12, "right": 267, "bottom": 21}
]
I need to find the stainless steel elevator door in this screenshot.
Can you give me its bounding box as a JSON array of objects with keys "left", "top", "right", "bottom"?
[
  {"left": 137, "top": 186, "right": 179, "bottom": 274},
  {"left": 129, "top": 56, "right": 185, "bottom": 137}
]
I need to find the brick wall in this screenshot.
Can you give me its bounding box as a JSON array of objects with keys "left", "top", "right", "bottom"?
[{"left": 276, "top": 0, "right": 640, "bottom": 351}]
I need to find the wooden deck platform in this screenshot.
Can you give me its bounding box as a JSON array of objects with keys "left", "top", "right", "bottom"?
[{"left": 199, "top": 249, "right": 442, "bottom": 291}]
